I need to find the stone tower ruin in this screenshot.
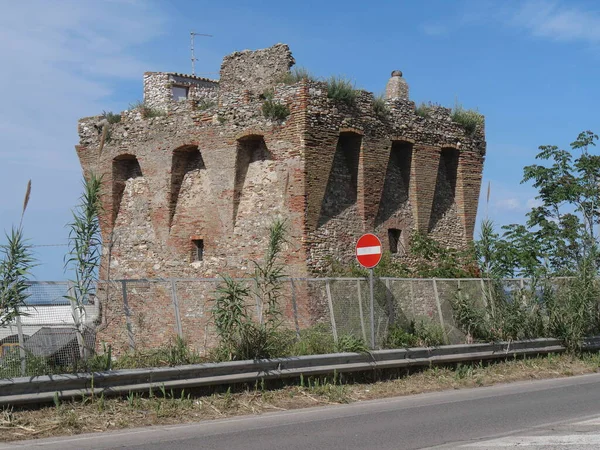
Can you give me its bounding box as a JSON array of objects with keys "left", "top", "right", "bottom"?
[{"left": 75, "top": 44, "right": 485, "bottom": 351}]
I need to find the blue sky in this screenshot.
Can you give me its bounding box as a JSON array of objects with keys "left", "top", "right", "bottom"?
[{"left": 1, "top": 0, "right": 600, "bottom": 280}]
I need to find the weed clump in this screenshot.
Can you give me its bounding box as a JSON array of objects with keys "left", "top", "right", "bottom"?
[
  {"left": 262, "top": 99, "right": 290, "bottom": 121},
  {"left": 279, "top": 67, "right": 315, "bottom": 84},
  {"left": 326, "top": 76, "right": 357, "bottom": 106},
  {"left": 373, "top": 95, "right": 389, "bottom": 120},
  {"left": 451, "top": 102, "right": 484, "bottom": 135},
  {"left": 101, "top": 111, "right": 121, "bottom": 124},
  {"left": 130, "top": 100, "right": 166, "bottom": 119}
]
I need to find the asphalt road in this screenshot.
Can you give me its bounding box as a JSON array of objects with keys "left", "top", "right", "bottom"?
[{"left": 5, "top": 373, "right": 600, "bottom": 449}]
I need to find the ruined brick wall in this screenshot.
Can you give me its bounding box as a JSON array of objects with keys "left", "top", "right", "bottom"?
[
  {"left": 219, "top": 43, "right": 294, "bottom": 95},
  {"left": 76, "top": 44, "right": 485, "bottom": 351}
]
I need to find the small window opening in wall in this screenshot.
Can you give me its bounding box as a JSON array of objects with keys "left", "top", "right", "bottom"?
[
  {"left": 192, "top": 239, "right": 204, "bottom": 262},
  {"left": 388, "top": 228, "right": 401, "bottom": 254},
  {"left": 172, "top": 85, "right": 189, "bottom": 101}
]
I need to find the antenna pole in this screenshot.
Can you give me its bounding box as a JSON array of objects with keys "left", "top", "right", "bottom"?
[{"left": 190, "top": 31, "right": 213, "bottom": 76}]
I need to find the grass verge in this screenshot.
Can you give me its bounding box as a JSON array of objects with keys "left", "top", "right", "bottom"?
[{"left": 1, "top": 352, "right": 600, "bottom": 442}]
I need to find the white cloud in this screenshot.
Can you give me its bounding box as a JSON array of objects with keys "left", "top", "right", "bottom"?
[
  {"left": 0, "top": 0, "right": 165, "bottom": 278},
  {"left": 526, "top": 198, "right": 544, "bottom": 208},
  {"left": 496, "top": 198, "right": 521, "bottom": 211},
  {"left": 510, "top": 0, "right": 600, "bottom": 43}
]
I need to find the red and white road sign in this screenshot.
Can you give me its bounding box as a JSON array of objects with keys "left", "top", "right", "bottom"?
[{"left": 355, "top": 233, "right": 382, "bottom": 269}]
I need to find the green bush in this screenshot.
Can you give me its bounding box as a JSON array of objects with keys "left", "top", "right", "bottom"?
[
  {"left": 451, "top": 102, "right": 484, "bottom": 135},
  {"left": 291, "top": 324, "right": 336, "bottom": 356},
  {"left": 335, "top": 334, "right": 369, "bottom": 353},
  {"left": 326, "top": 76, "right": 357, "bottom": 106},
  {"left": 415, "top": 102, "right": 432, "bottom": 118},
  {"left": 195, "top": 99, "right": 217, "bottom": 110},
  {"left": 279, "top": 67, "right": 316, "bottom": 84},
  {"left": 373, "top": 95, "right": 389, "bottom": 120},
  {"left": 101, "top": 110, "right": 121, "bottom": 124},
  {"left": 384, "top": 319, "right": 445, "bottom": 348},
  {"left": 262, "top": 99, "right": 290, "bottom": 121},
  {"left": 129, "top": 100, "right": 166, "bottom": 119}
]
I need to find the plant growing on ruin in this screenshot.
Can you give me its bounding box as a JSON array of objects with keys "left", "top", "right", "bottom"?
[
  {"left": 195, "top": 99, "right": 217, "bottom": 110},
  {"left": 326, "top": 76, "right": 357, "bottom": 106},
  {"left": 279, "top": 67, "right": 316, "bottom": 84},
  {"left": 0, "top": 181, "right": 35, "bottom": 327},
  {"left": 101, "top": 111, "right": 121, "bottom": 124},
  {"left": 373, "top": 95, "right": 389, "bottom": 121},
  {"left": 451, "top": 102, "right": 483, "bottom": 135},
  {"left": 262, "top": 99, "right": 290, "bottom": 121},
  {"left": 415, "top": 102, "right": 432, "bottom": 119},
  {"left": 130, "top": 100, "right": 166, "bottom": 119}
]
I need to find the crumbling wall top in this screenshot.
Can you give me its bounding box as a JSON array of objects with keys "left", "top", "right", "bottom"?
[{"left": 219, "top": 43, "right": 295, "bottom": 95}]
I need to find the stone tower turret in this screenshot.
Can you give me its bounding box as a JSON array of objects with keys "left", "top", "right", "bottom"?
[{"left": 386, "top": 70, "right": 409, "bottom": 100}]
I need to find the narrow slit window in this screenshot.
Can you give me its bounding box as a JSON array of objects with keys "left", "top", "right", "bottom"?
[
  {"left": 388, "top": 229, "right": 401, "bottom": 254},
  {"left": 192, "top": 239, "right": 204, "bottom": 262}
]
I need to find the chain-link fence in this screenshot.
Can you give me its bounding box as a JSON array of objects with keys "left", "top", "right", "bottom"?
[
  {"left": 0, "top": 282, "right": 99, "bottom": 377},
  {"left": 1, "top": 277, "right": 555, "bottom": 377}
]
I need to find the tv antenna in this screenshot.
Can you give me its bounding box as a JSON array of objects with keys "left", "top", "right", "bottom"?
[{"left": 190, "top": 31, "right": 212, "bottom": 76}]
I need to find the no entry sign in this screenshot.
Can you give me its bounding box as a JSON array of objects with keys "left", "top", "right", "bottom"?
[{"left": 356, "top": 233, "right": 382, "bottom": 269}]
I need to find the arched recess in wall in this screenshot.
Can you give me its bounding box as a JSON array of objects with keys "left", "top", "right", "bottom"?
[
  {"left": 428, "top": 147, "right": 459, "bottom": 232},
  {"left": 233, "top": 135, "right": 272, "bottom": 225},
  {"left": 375, "top": 140, "right": 413, "bottom": 227},
  {"left": 169, "top": 145, "right": 205, "bottom": 227},
  {"left": 112, "top": 154, "right": 143, "bottom": 225},
  {"left": 318, "top": 131, "right": 362, "bottom": 227}
]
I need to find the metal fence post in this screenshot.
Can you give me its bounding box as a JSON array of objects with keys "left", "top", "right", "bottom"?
[
  {"left": 170, "top": 279, "right": 184, "bottom": 339},
  {"left": 290, "top": 278, "right": 300, "bottom": 339},
  {"left": 432, "top": 278, "right": 449, "bottom": 344},
  {"left": 121, "top": 280, "right": 135, "bottom": 351},
  {"left": 325, "top": 279, "right": 338, "bottom": 344},
  {"left": 15, "top": 315, "right": 26, "bottom": 377}
]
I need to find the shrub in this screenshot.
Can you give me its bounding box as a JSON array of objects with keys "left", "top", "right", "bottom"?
[
  {"left": 373, "top": 95, "right": 389, "bottom": 120},
  {"left": 101, "top": 111, "right": 121, "bottom": 124},
  {"left": 415, "top": 102, "right": 432, "bottom": 118},
  {"left": 130, "top": 100, "right": 166, "bottom": 119},
  {"left": 291, "top": 324, "right": 336, "bottom": 356},
  {"left": 279, "top": 67, "right": 316, "bottom": 84},
  {"left": 335, "top": 334, "right": 369, "bottom": 353},
  {"left": 196, "top": 99, "right": 217, "bottom": 110},
  {"left": 451, "top": 102, "right": 484, "bottom": 135},
  {"left": 326, "top": 76, "right": 357, "bottom": 106},
  {"left": 262, "top": 99, "right": 290, "bottom": 121}
]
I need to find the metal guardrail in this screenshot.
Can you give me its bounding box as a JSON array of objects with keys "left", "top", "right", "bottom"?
[{"left": 2, "top": 337, "right": 600, "bottom": 406}]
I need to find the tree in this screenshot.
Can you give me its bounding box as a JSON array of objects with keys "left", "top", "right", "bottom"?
[{"left": 483, "top": 131, "right": 600, "bottom": 277}]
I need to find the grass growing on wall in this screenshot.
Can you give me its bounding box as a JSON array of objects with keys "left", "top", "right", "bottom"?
[
  {"left": 326, "top": 76, "right": 357, "bottom": 106},
  {"left": 451, "top": 102, "right": 484, "bottom": 134}
]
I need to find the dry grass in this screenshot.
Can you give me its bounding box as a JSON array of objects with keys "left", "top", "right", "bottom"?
[{"left": 1, "top": 353, "right": 599, "bottom": 442}]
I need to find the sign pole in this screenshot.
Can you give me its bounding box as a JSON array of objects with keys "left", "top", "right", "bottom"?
[
  {"left": 355, "top": 233, "right": 382, "bottom": 350},
  {"left": 369, "top": 267, "right": 375, "bottom": 350}
]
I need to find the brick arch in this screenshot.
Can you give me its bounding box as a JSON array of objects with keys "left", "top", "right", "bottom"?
[
  {"left": 169, "top": 145, "right": 205, "bottom": 227},
  {"left": 112, "top": 154, "right": 143, "bottom": 225}
]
